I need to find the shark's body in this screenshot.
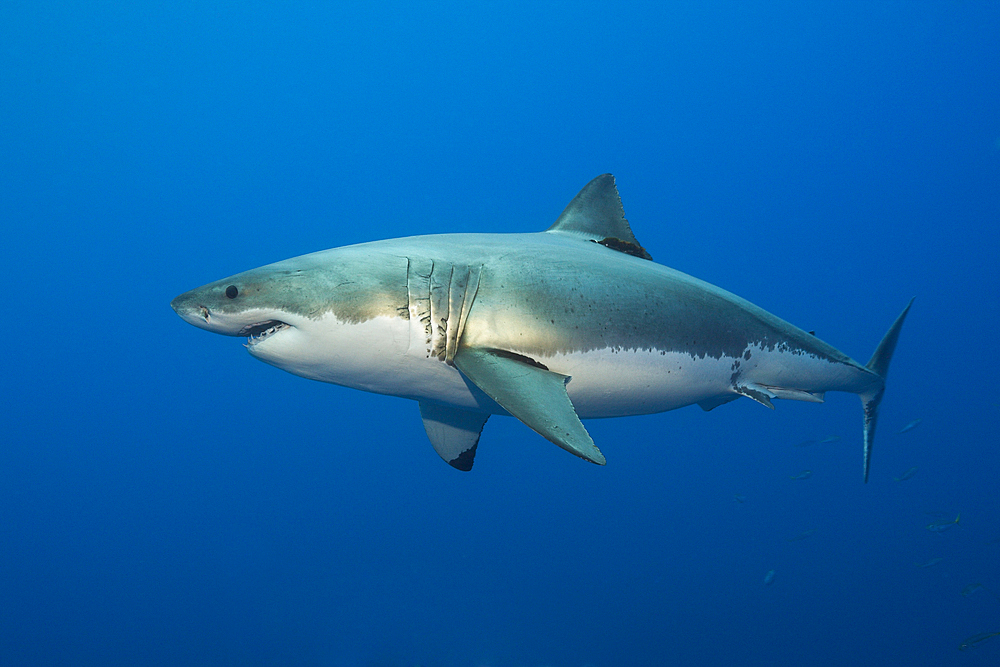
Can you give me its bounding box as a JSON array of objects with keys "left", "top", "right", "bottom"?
[{"left": 172, "top": 175, "right": 911, "bottom": 477}]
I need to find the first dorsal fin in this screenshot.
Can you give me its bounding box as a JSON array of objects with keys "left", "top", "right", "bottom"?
[{"left": 546, "top": 175, "right": 649, "bottom": 259}]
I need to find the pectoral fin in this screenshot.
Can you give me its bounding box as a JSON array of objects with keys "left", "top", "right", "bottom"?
[
  {"left": 418, "top": 401, "right": 489, "bottom": 471},
  {"left": 452, "top": 347, "right": 606, "bottom": 465}
]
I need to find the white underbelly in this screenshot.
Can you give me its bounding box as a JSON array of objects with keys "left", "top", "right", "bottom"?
[
  {"left": 544, "top": 348, "right": 733, "bottom": 418},
  {"left": 251, "top": 313, "right": 866, "bottom": 419},
  {"left": 249, "top": 314, "right": 492, "bottom": 410},
  {"left": 253, "top": 314, "right": 737, "bottom": 417},
  {"left": 543, "top": 342, "right": 867, "bottom": 418}
]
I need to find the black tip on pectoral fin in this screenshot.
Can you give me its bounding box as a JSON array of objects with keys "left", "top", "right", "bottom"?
[
  {"left": 448, "top": 442, "right": 477, "bottom": 472},
  {"left": 419, "top": 402, "right": 490, "bottom": 472}
]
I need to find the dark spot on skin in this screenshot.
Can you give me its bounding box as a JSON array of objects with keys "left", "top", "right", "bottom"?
[
  {"left": 590, "top": 237, "right": 653, "bottom": 260},
  {"left": 225, "top": 285, "right": 239, "bottom": 299},
  {"left": 744, "top": 349, "right": 752, "bottom": 360},
  {"left": 489, "top": 348, "right": 549, "bottom": 371}
]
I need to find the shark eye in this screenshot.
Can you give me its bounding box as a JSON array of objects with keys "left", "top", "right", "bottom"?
[{"left": 225, "top": 285, "right": 239, "bottom": 299}]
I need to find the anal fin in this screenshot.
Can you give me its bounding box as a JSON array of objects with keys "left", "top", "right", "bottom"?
[
  {"left": 452, "top": 347, "right": 606, "bottom": 465},
  {"left": 419, "top": 402, "right": 489, "bottom": 471}
]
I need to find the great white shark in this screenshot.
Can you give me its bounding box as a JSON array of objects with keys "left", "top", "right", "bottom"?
[{"left": 172, "top": 174, "right": 912, "bottom": 479}]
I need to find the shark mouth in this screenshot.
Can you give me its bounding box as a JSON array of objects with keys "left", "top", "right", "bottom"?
[{"left": 239, "top": 320, "right": 289, "bottom": 346}]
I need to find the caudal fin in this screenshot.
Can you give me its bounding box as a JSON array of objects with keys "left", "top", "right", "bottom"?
[{"left": 860, "top": 298, "right": 915, "bottom": 482}]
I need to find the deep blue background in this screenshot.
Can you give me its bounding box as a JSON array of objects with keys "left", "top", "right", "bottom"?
[{"left": 2, "top": 2, "right": 999, "bottom": 665}]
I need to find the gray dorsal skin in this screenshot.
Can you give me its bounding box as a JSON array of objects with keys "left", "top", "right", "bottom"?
[{"left": 171, "top": 174, "right": 913, "bottom": 479}]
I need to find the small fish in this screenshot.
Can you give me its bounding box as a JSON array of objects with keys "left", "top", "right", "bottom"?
[
  {"left": 961, "top": 583, "right": 983, "bottom": 597},
  {"left": 790, "top": 470, "right": 813, "bottom": 480},
  {"left": 926, "top": 514, "right": 960, "bottom": 532},
  {"left": 894, "top": 467, "right": 918, "bottom": 482},
  {"left": 915, "top": 557, "right": 944, "bottom": 568},
  {"left": 898, "top": 418, "right": 922, "bottom": 434},
  {"left": 966, "top": 584, "right": 1000, "bottom": 603},
  {"left": 959, "top": 630, "right": 1000, "bottom": 651},
  {"left": 794, "top": 439, "right": 817, "bottom": 448},
  {"left": 786, "top": 529, "right": 817, "bottom": 542},
  {"left": 818, "top": 435, "right": 841, "bottom": 444},
  {"left": 733, "top": 494, "right": 746, "bottom": 503},
  {"left": 763, "top": 569, "right": 776, "bottom": 586}
]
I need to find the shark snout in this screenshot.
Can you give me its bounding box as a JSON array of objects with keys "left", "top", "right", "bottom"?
[
  {"left": 171, "top": 288, "right": 292, "bottom": 339},
  {"left": 170, "top": 292, "right": 213, "bottom": 330}
]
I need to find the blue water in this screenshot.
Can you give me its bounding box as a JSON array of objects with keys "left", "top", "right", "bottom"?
[{"left": 2, "top": 2, "right": 998, "bottom": 665}]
